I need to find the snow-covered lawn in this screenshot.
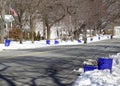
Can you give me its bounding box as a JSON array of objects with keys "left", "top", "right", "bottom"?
[{"left": 0, "top": 35, "right": 111, "bottom": 51}]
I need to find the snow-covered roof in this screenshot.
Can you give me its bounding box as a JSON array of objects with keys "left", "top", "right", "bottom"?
[
  {"left": 114, "top": 26, "right": 120, "bottom": 29},
  {"left": 0, "top": 15, "right": 14, "bottom": 22}
]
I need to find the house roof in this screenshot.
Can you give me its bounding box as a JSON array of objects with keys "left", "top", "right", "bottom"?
[{"left": 0, "top": 15, "right": 14, "bottom": 23}]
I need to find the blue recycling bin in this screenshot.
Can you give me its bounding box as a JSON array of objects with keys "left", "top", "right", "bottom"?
[
  {"left": 5, "top": 39, "right": 11, "bottom": 46},
  {"left": 78, "top": 40, "right": 81, "bottom": 43},
  {"left": 98, "top": 36, "right": 100, "bottom": 40},
  {"left": 90, "top": 38, "right": 93, "bottom": 41},
  {"left": 98, "top": 58, "right": 113, "bottom": 73},
  {"left": 84, "top": 65, "right": 97, "bottom": 72},
  {"left": 54, "top": 40, "right": 59, "bottom": 44},
  {"left": 46, "top": 40, "right": 50, "bottom": 44}
]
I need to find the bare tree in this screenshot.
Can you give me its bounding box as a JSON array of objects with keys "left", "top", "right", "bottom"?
[
  {"left": 102, "top": 0, "right": 120, "bottom": 27},
  {"left": 11, "top": 0, "right": 28, "bottom": 44},
  {"left": 66, "top": 0, "right": 93, "bottom": 43},
  {"left": 1, "top": 0, "right": 120, "bottom": 43},
  {"left": 25, "top": 0, "right": 41, "bottom": 43},
  {"left": 10, "top": 0, "right": 41, "bottom": 43},
  {"left": 0, "top": 0, "right": 8, "bottom": 43},
  {"left": 40, "top": 0, "right": 66, "bottom": 40}
]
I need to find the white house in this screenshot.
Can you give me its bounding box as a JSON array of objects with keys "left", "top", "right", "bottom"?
[
  {"left": 114, "top": 26, "right": 120, "bottom": 37},
  {"left": 0, "top": 15, "right": 14, "bottom": 37}
]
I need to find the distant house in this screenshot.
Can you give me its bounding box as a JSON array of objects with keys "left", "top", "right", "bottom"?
[
  {"left": 0, "top": 15, "right": 14, "bottom": 25},
  {"left": 0, "top": 15, "right": 14, "bottom": 30},
  {"left": 5, "top": 15, "right": 14, "bottom": 29},
  {"left": 114, "top": 26, "right": 120, "bottom": 37},
  {"left": 0, "top": 15, "right": 14, "bottom": 39}
]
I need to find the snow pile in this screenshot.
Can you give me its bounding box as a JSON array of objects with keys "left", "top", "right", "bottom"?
[
  {"left": 73, "top": 69, "right": 120, "bottom": 86},
  {"left": 1, "top": 40, "right": 83, "bottom": 50},
  {"left": 73, "top": 53, "right": 120, "bottom": 86}
]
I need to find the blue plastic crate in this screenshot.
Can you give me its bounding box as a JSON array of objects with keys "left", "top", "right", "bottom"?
[
  {"left": 5, "top": 39, "right": 11, "bottom": 46},
  {"left": 54, "top": 40, "right": 59, "bottom": 44},
  {"left": 84, "top": 65, "right": 97, "bottom": 72},
  {"left": 98, "top": 58, "right": 113, "bottom": 73},
  {"left": 46, "top": 40, "right": 50, "bottom": 44}
]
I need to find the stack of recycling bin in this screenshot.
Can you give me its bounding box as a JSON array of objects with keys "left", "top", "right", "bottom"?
[{"left": 84, "top": 57, "right": 113, "bottom": 73}]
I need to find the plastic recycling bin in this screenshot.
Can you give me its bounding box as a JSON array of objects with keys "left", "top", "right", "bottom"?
[
  {"left": 5, "top": 39, "right": 11, "bottom": 46},
  {"left": 54, "top": 40, "right": 59, "bottom": 44},
  {"left": 78, "top": 40, "right": 81, "bottom": 43},
  {"left": 90, "top": 38, "right": 93, "bottom": 41},
  {"left": 98, "top": 36, "right": 100, "bottom": 40},
  {"left": 46, "top": 40, "right": 50, "bottom": 44},
  {"left": 98, "top": 58, "right": 113, "bottom": 73},
  {"left": 84, "top": 65, "right": 97, "bottom": 72}
]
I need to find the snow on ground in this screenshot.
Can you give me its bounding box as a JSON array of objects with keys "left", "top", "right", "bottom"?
[
  {"left": 0, "top": 35, "right": 120, "bottom": 86},
  {"left": 0, "top": 35, "right": 111, "bottom": 51}
]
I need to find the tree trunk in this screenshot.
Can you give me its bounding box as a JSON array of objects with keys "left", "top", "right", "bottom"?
[
  {"left": 0, "top": 23, "right": 5, "bottom": 43},
  {"left": 73, "top": 31, "right": 79, "bottom": 40},
  {"left": 43, "top": 18, "right": 46, "bottom": 40},
  {"left": 83, "top": 28, "right": 87, "bottom": 44},
  {"left": 0, "top": 4, "right": 5, "bottom": 43},
  {"left": 19, "top": 25, "right": 23, "bottom": 44},
  {"left": 47, "top": 26, "right": 50, "bottom": 40},
  {"left": 30, "top": 19, "right": 34, "bottom": 43}
]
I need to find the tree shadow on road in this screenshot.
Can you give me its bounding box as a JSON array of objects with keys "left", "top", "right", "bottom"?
[
  {"left": 0, "top": 63, "right": 16, "bottom": 86},
  {"left": 0, "top": 56, "right": 80, "bottom": 86},
  {"left": 45, "top": 65, "right": 72, "bottom": 86}
]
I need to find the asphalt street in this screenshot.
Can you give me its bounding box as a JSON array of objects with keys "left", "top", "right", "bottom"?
[{"left": 0, "top": 38, "right": 120, "bottom": 86}]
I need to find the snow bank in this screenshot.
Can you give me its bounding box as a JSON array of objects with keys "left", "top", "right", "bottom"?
[
  {"left": 73, "top": 53, "right": 120, "bottom": 86},
  {"left": 0, "top": 35, "right": 111, "bottom": 51}
]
